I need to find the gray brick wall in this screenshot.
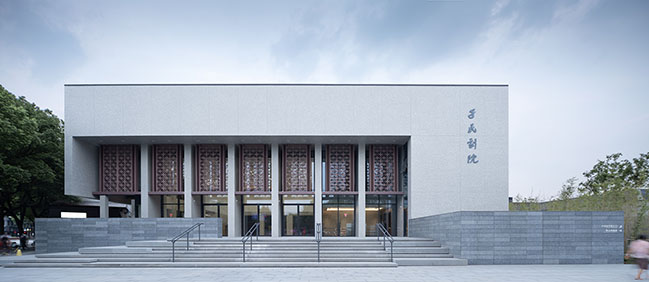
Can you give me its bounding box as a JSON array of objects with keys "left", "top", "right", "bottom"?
[
  {"left": 35, "top": 218, "right": 222, "bottom": 253},
  {"left": 409, "top": 211, "right": 623, "bottom": 264}
]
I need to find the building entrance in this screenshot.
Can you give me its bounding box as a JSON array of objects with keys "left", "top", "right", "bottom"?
[
  {"left": 365, "top": 194, "right": 397, "bottom": 236},
  {"left": 201, "top": 195, "right": 228, "bottom": 237},
  {"left": 281, "top": 195, "right": 314, "bottom": 236},
  {"left": 322, "top": 195, "right": 356, "bottom": 236},
  {"left": 240, "top": 195, "right": 272, "bottom": 236}
]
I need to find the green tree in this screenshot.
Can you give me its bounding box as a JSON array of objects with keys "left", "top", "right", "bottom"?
[
  {"left": 579, "top": 153, "right": 649, "bottom": 195},
  {"left": 511, "top": 152, "right": 649, "bottom": 249},
  {"left": 0, "top": 85, "right": 72, "bottom": 235}
]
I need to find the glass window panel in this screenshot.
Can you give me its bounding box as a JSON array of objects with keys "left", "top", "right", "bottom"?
[
  {"left": 283, "top": 206, "right": 298, "bottom": 236},
  {"left": 162, "top": 204, "right": 183, "bottom": 218},
  {"left": 339, "top": 201, "right": 355, "bottom": 237},
  {"left": 365, "top": 195, "right": 397, "bottom": 236},
  {"left": 203, "top": 195, "right": 228, "bottom": 204},
  {"left": 203, "top": 206, "right": 219, "bottom": 218},
  {"left": 162, "top": 195, "right": 179, "bottom": 204},
  {"left": 220, "top": 205, "right": 228, "bottom": 236},
  {"left": 366, "top": 208, "right": 379, "bottom": 236},
  {"left": 243, "top": 205, "right": 258, "bottom": 235},
  {"left": 366, "top": 195, "right": 380, "bottom": 205},
  {"left": 322, "top": 201, "right": 338, "bottom": 236},
  {"left": 322, "top": 195, "right": 355, "bottom": 236},
  {"left": 282, "top": 194, "right": 314, "bottom": 204},
  {"left": 259, "top": 205, "right": 272, "bottom": 236},
  {"left": 242, "top": 194, "right": 272, "bottom": 204},
  {"left": 339, "top": 195, "right": 355, "bottom": 204}
]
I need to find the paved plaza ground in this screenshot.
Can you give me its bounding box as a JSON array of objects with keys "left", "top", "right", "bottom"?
[{"left": 0, "top": 264, "right": 641, "bottom": 282}]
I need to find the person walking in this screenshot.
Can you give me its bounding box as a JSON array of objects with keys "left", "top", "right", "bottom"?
[
  {"left": 0, "top": 235, "right": 9, "bottom": 255},
  {"left": 627, "top": 235, "right": 649, "bottom": 280},
  {"left": 20, "top": 234, "right": 27, "bottom": 250}
]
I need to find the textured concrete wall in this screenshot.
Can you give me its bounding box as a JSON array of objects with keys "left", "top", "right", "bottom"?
[
  {"left": 35, "top": 218, "right": 221, "bottom": 253},
  {"left": 409, "top": 211, "right": 623, "bottom": 264}
]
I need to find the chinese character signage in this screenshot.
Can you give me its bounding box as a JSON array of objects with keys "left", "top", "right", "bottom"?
[{"left": 466, "top": 108, "right": 478, "bottom": 164}]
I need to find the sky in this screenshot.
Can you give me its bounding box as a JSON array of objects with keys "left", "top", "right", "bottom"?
[{"left": 0, "top": 0, "right": 648, "bottom": 198}]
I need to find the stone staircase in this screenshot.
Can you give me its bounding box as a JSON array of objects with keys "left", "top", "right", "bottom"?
[{"left": 5, "top": 237, "right": 467, "bottom": 268}]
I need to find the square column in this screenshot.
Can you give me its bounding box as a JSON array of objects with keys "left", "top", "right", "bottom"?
[
  {"left": 130, "top": 198, "right": 136, "bottom": 218},
  {"left": 183, "top": 144, "right": 198, "bottom": 218},
  {"left": 227, "top": 144, "right": 238, "bottom": 237},
  {"left": 271, "top": 144, "right": 280, "bottom": 237},
  {"left": 140, "top": 144, "right": 159, "bottom": 218},
  {"left": 314, "top": 144, "right": 323, "bottom": 235},
  {"left": 357, "top": 143, "right": 366, "bottom": 237},
  {"left": 407, "top": 140, "right": 412, "bottom": 236},
  {"left": 99, "top": 195, "right": 109, "bottom": 218}
]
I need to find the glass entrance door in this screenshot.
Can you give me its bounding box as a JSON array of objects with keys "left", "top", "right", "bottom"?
[
  {"left": 365, "top": 194, "right": 397, "bottom": 236},
  {"left": 202, "top": 195, "right": 228, "bottom": 236},
  {"left": 242, "top": 204, "right": 271, "bottom": 236},
  {"left": 322, "top": 195, "right": 356, "bottom": 236},
  {"left": 282, "top": 195, "right": 315, "bottom": 236},
  {"left": 241, "top": 195, "right": 272, "bottom": 236},
  {"left": 282, "top": 205, "right": 315, "bottom": 236}
]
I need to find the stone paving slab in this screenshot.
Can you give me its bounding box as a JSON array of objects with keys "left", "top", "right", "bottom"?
[{"left": 0, "top": 264, "right": 639, "bottom": 282}]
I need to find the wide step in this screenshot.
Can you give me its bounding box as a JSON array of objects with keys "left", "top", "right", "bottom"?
[{"left": 10, "top": 237, "right": 464, "bottom": 268}]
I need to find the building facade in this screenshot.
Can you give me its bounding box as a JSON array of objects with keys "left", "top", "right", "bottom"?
[{"left": 64, "top": 84, "right": 509, "bottom": 238}]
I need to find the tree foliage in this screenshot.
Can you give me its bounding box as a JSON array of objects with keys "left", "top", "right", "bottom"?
[
  {"left": 510, "top": 152, "right": 649, "bottom": 249},
  {"left": 579, "top": 153, "right": 649, "bottom": 195},
  {"left": 0, "top": 84, "right": 72, "bottom": 235}
]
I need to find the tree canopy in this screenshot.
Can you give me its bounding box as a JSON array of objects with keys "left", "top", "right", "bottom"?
[
  {"left": 0, "top": 84, "right": 71, "bottom": 235},
  {"left": 579, "top": 153, "right": 649, "bottom": 195}
]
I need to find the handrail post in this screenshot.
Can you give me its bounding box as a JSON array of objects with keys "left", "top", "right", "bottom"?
[
  {"left": 376, "top": 223, "right": 394, "bottom": 262},
  {"left": 316, "top": 223, "right": 321, "bottom": 263},
  {"left": 168, "top": 223, "right": 203, "bottom": 263},
  {"left": 242, "top": 223, "right": 260, "bottom": 263}
]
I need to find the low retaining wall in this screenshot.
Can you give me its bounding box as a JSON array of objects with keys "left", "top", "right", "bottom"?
[
  {"left": 409, "top": 211, "right": 623, "bottom": 264},
  {"left": 35, "top": 218, "right": 222, "bottom": 253}
]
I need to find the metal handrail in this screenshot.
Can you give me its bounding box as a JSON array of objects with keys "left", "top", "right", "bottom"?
[
  {"left": 315, "top": 223, "right": 322, "bottom": 262},
  {"left": 167, "top": 223, "right": 203, "bottom": 262},
  {"left": 241, "top": 223, "right": 260, "bottom": 262},
  {"left": 376, "top": 223, "right": 394, "bottom": 262}
]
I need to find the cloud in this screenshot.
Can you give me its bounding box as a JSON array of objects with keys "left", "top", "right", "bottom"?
[
  {"left": 0, "top": 0, "right": 647, "bottom": 199},
  {"left": 491, "top": 0, "right": 511, "bottom": 16}
]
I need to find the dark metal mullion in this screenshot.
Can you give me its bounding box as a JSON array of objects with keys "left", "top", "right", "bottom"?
[
  {"left": 337, "top": 196, "right": 341, "bottom": 236},
  {"left": 177, "top": 195, "right": 181, "bottom": 218},
  {"left": 257, "top": 204, "right": 261, "bottom": 235}
]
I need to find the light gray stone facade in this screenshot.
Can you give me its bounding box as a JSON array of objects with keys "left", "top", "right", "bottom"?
[
  {"left": 35, "top": 218, "right": 221, "bottom": 253},
  {"left": 409, "top": 211, "right": 623, "bottom": 264},
  {"left": 65, "top": 84, "right": 509, "bottom": 230}
]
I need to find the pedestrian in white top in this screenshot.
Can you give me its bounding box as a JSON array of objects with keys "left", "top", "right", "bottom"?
[{"left": 627, "top": 235, "right": 649, "bottom": 280}]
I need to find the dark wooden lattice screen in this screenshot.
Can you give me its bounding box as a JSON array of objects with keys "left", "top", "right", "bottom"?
[
  {"left": 99, "top": 145, "right": 139, "bottom": 194},
  {"left": 326, "top": 145, "right": 355, "bottom": 192},
  {"left": 369, "top": 145, "right": 398, "bottom": 192},
  {"left": 282, "top": 145, "right": 311, "bottom": 192},
  {"left": 152, "top": 144, "right": 183, "bottom": 193},
  {"left": 195, "top": 144, "right": 226, "bottom": 193},
  {"left": 239, "top": 144, "right": 269, "bottom": 192}
]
